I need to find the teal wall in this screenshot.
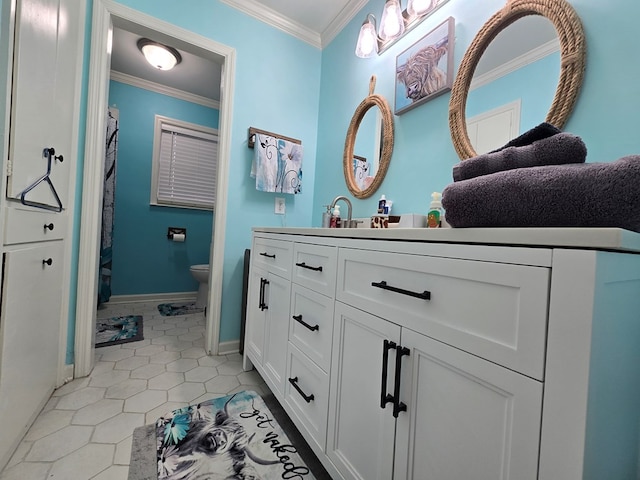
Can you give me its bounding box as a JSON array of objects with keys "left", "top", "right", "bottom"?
[
  {"left": 314, "top": 0, "right": 640, "bottom": 221},
  {"left": 66, "top": 0, "right": 640, "bottom": 360},
  {"left": 107, "top": 80, "right": 217, "bottom": 295}
]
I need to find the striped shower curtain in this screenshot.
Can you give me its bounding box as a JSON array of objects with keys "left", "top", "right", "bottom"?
[{"left": 98, "top": 107, "right": 119, "bottom": 305}]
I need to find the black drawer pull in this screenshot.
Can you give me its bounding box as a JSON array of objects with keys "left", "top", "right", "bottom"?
[
  {"left": 392, "top": 345, "right": 410, "bottom": 418},
  {"left": 44, "top": 223, "right": 54, "bottom": 231},
  {"left": 295, "top": 262, "right": 323, "bottom": 272},
  {"left": 380, "top": 339, "right": 396, "bottom": 409},
  {"left": 371, "top": 281, "right": 431, "bottom": 300},
  {"left": 292, "top": 314, "right": 319, "bottom": 331},
  {"left": 259, "top": 252, "right": 276, "bottom": 258},
  {"left": 42, "top": 258, "right": 53, "bottom": 266},
  {"left": 288, "top": 377, "right": 315, "bottom": 403}
]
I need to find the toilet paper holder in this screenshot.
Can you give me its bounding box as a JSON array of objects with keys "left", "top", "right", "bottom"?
[{"left": 167, "top": 227, "right": 187, "bottom": 240}]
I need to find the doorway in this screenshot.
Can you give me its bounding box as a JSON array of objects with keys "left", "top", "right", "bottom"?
[{"left": 75, "top": 0, "right": 235, "bottom": 377}]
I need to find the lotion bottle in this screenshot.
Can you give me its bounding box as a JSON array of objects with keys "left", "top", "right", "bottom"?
[{"left": 427, "top": 192, "right": 442, "bottom": 228}]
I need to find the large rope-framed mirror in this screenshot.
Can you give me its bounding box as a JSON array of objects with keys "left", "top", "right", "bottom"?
[
  {"left": 449, "top": 0, "right": 586, "bottom": 160},
  {"left": 344, "top": 75, "right": 394, "bottom": 198}
]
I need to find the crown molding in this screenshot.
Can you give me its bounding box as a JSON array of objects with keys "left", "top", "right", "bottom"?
[
  {"left": 110, "top": 70, "right": 221, "bottom": 109},
  {"left": 220, "top": 0, "right": 321, "bottom": 48},
  {"left": 470, "top": 38, "right": 560, "bottom": 91},
  {"left": 321, "top": 0, "right": 368, "bottom": 48}
]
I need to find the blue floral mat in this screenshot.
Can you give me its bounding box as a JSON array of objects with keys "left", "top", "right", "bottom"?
[
  {"left": 157, "top": 302, "right": 204, "bottom": 317},
  {"left": 155, "top": 390, "right": 315, "bottom": 479},
  {"left": 95, "top": 315, "right": 143, "bottom": 348}
]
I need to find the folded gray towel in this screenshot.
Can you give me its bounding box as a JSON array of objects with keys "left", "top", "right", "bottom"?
[
  {"left": 452, "top": 132, "right": 587, "bottom": 182},
  {"left": 488, "top": 122, "right": 560, "bottom": 153},
  {"left": 442, "top": 155, "right": 640, "bottom": 232}
]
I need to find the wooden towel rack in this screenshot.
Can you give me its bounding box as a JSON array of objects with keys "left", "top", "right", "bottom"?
[{"left": 248, "top": 127, "right": 301, "bottom": 149}]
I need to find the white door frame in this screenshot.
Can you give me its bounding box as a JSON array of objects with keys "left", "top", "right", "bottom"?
[{"left": 74, "top": 0, "right": 235, "bottom": 377}]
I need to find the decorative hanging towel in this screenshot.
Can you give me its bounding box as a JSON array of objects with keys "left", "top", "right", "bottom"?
[{"left": 253, "top": 133, "right": 303, "bottom": 194}]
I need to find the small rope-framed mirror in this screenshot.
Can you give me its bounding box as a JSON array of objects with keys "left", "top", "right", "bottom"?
[
  {"left": 448, "top": 0, "right": 586, "bottom": 160},
  {"left": 343, "top": 75, "right": 395, "bottom": 199}
]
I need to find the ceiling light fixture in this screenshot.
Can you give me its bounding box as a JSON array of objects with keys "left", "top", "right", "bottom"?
[
  {"left": 355, "top": 0, "right": 438, "bottom": 58},
  {"left": 137, "top": 38, "right": 182, "bottom": 71}
]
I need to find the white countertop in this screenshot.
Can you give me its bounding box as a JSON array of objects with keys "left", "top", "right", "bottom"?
[{"left": 252, "top": 226, "right": 640, "bottom": 253}]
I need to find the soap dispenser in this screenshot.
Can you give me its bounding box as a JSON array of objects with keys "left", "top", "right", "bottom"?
[
  {"left": 322, "top": 205, "right": 332, "bottom": 228},
  {"left": 427, "top": 192, "right": 443, "bottom": 228},
  {"left": 330, "top": 204, "right": 342, "bottom": 228}
]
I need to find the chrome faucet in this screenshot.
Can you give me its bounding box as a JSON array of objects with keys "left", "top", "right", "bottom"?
[{"left": 330, "top": 195, "right": 356, "bottom": 228}]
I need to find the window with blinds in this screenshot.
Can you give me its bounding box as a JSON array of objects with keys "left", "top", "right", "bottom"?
[{"left": 150, "top": 115, "right": 218, "bottom": 210}]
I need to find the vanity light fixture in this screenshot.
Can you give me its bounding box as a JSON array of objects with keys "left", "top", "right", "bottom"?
[
  {"left": 355, "top": 0, "right": 438, "bottom": 58},
  {"left": 137, "top": 38, "right": 182, "bottom": 71}
]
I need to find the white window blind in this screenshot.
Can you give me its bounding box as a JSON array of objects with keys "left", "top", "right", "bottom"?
[{"left": 154, "top": 119, "right": 218, "bottom": 209}]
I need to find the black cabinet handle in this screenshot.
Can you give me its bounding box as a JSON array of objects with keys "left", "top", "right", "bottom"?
[
  {"left": 42, "top": 258, "right": 53, "bottom": 266},
  {"left": 392, "top": 345, "right": 410, "bottom": 418},
  {"left": 371, "top": 280, "right": 431, "bottom": 301},
  {"left": 292, "top": 314, "right": 319, "bottom": 331},
  {"left": 259, "top": 252, "right": 276, "bottom": 258},
  {"left": 380, "top": 339, "right": 396, "bottom": 409},
  {"left": 44, "top": 223, "right": 54, "bottom": 231},
  {"left": 288, "top": 377, "right": 315, "bottom": 403},
  {"left": 259, "top": 278, "right": 269, "bottom": 311},
  {"left": 295, "top": 262, "right": 323, "bottom": 272}
]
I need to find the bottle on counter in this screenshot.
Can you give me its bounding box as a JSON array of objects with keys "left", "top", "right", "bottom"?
[
  {"left": 377, "top": 194, "right": 387, "bottom": 214},
  {"left": 330, "top": 204, "right": 342, "bottom": 228},
  {"left": 427, "top": 192, "right": 442, "bottom": 228},
  {"left": 322, "top": 205, "right": 332, "bottom": 228}
]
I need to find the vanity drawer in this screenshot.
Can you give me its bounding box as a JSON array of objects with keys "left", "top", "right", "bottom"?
[
  {"left": 284, "top": 342, "right": 329, "bottom": 453},
  {"left": 292, "top": 243, "right": 337, "bottom": 297},
  {"left": 252, "top": 236, "right": 292, "bottom": 279},
  {"left": 289, "top": 283, "right": 334, "bottom": 372},
  {"left": 4, "top": 207, "right": 67, "bottom": 244},
  {"left": 336, "top": 247, "right": 550, "bottom": 380}
]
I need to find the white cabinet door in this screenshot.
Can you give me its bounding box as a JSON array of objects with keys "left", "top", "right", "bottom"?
[
  {"left": 394, "top": 328, "right": 543, "bottom": 480},
  {"left": 7, "top": 0, "right": 81, "bottom": 209},
  {"left": 245, "top": 265, "right": 268, "bottom": 368},
  {"left": 261, "top": 273, "right": 291, "bottom": 398},
  {"left": 0, "top": 241, "right": 64, "bottom": 465},
  {"left": 327, "top": 302, "right": 400, "bottom": 480}
]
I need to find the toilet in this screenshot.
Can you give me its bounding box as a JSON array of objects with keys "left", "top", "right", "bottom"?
[{"left": 189, "top": 264, "right": 210, "bottom": 309}]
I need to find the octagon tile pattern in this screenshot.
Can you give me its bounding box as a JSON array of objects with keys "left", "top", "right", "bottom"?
[{"left": 0, "top": 301, "right": 269, "bottom": 480}]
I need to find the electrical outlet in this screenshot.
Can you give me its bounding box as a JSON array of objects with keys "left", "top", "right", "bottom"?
[{"left": 275, "top": 197, "right": 285, "bottom": 215}]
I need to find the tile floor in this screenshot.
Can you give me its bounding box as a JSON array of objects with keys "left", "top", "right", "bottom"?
[{"left": 0, "top": 300, "right": 268, "bottom": 480}]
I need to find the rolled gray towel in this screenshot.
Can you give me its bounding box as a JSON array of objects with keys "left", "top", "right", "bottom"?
[
  {"left": 452, "top": 132, "right": 587, "bottom": 182},
  {"left": 488, "top": 122, "right": 560, "bottom": 153},
  {"left": 442, "top": 155, "right": 640, "bottom": 232}
]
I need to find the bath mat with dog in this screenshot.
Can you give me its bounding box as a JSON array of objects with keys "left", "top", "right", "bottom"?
[
  {"left": 95, "top": 315, "right": 143, "bottom": 348},
  {"left": 155, "top": 390, "right": 316, "bottom": 480},
  {"left": 157, "top": 302, "right": 204, "bottom": 317}
]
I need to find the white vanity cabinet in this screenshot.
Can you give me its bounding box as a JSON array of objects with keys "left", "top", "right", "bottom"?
[{"left": 245, "top": 228, "right": 640, "bottom": 480}]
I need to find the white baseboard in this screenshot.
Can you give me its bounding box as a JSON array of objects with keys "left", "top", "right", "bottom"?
[
  {"left": 108, "top": 292, "right": 197, "bottom": 304},
  {"left": 60, "top": 364, "right": 74, "bottom": 386},
  {"left": 218, "top": 340, "right": 240, "bottom": 356}
]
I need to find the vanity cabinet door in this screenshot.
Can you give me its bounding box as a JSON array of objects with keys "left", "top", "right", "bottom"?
[
  {"left": 394, "top": 328, "right": 543, "bottom": 480},
  {"left": 261, "top": 273, "right": 291, "bottom": 398},
  {"left": 244, "top": 264, "right": 291, "bottom": 398},
  {"left": 245, "top": 265, "right": 268, "bottom": 367},
  {"left": 327, "top": 302, "right": 400, "bottom": 480}
]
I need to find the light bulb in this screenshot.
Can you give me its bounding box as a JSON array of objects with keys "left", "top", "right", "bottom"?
[
  {"left": 379, "top": 0, "right": 405, "bottom": 42},
  {"left": 407, "top": 0, "right": 435, "bottom": 17},
  {"left": 355, "top": 17, "right": 379, "bottom": 58}
]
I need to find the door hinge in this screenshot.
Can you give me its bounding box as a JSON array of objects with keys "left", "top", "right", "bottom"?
[{"left": 6, "top": 159, "right": 11, "bottom": 176}]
